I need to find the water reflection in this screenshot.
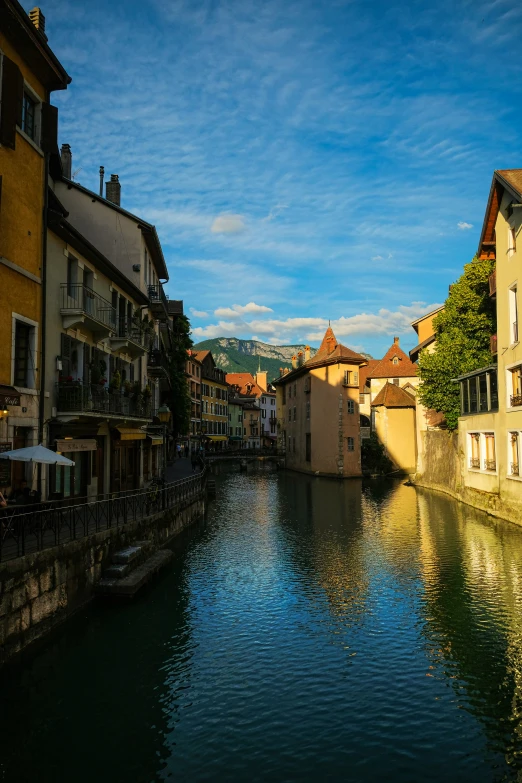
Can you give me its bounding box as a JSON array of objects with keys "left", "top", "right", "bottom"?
[{"left": 2, "top": 473, "right": 522, "bottom": 780}]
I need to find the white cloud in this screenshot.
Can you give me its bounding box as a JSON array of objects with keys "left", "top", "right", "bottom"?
[
  {"left": 371, "top": 255, "right": 383, "bottom": 261},
  {"left": 211, "top": 214, "right": 246, "bottom": 234},
  {"left": 214, "top": 302, "right": 274, "bottom": 318},
  {"left": 263, "top": 204, "right": 288, "bottom": 222},
  {"left": 457, "top": 221, "right": 473, "bottom": 230},
  {"left": 189, "top": 307, "right": 208, "bottom": 318}
]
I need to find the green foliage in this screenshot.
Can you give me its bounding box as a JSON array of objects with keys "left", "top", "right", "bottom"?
[
  {"left": 167, "top": 314, "right": 193, "bottom": 437},
  {"left": 361, "top": 434, "right": 393, "bottom": 475},
  {"left": 417, "top": 256, "right": 496, "bottom": 430}
]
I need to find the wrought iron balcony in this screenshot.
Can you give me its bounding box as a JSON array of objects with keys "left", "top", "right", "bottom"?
[
  {"left": 56, "top": 382, "right": 152, "bottom": 420},
  {"left": 109, "top": 317, "right": 149, "bottom": 357},
  {"left": 484, "top": 459, "right": 496, "bottom": 472},
  {"left": 60, "top": 283, "right": 116, "bottom": 337},
  {"left": 148, "top": 284, "right": 169, "bottom": 320},
  {"left": 147, "top": 348, "right": 170, "bottom": 380},
  {"left": 510, "top": 394, "right": 522, "bottom": 408},
  {"left": 470, "top": 458, "right": 480, "bottom": 469},
  {"left": 512, "top": 463, "right": 519, "bottom": 476}
]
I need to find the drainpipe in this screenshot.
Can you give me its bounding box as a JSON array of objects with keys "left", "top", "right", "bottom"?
[{"left": 38, "top": 151, "right": 50, "bottom": 496}]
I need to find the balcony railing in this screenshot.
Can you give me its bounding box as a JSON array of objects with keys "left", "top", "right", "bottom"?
[
  {"left": 148, "top": 284, "right": 169, "bottom": 317},
  {"left": 57, "top": 382, "right": 152, "bottom": 419},
  {"left": 512, "top": 463, "right": 520, "bottom": 476},
  {"left": 489, "top": 269, "right": 496, "bottom": 297},
  {"left": 60, "top": 283, "right": 116, "bottom": 332},
  {"left": 470, "top": 458, "right": 480, "bottom": 469},
  {"left": 147, "top": 348, "right": 170, "bottom": 378},
  {"left": 510, "top": 394, "right": 522, "bottom": 408},
  {"left": 484, "top": 459, "right": 496, "bottom": 471},
  {"left": 117, "top": 317, "right": 148, "bottom": 348},
  {"left": 490, "top": 334, "right": 497, "bottom": 354}
]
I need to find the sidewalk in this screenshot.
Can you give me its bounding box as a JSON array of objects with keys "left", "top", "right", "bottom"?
[{"left": 164, "top": 457, "right": 199, "bottom": 482}]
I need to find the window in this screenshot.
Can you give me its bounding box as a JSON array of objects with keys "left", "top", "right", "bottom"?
[
  {"left": 14, "top": 320, "right": 35, "bottom": 388},
  {"left": 468, "top": 432, "right": 496, "bottom": 472},
  {"left": 288, "top": 408, "right": 292, "bottom": 423},
  {"left": 484, "top": 433, "right": 496, "bottom": 471},
  {"left": 343, "top": 370, "right": 351, "bottom": 386},
  {"left": 262, "top": 397, "right": 266, "bottom": 404},
  {"left": 347, "top": 437, "right": 354, "bottom": 451},
  {"left": 21, "top": 89, "right": 37, "bottom": 141},
  {"left": 347, "top": 400, "right": 354, "bottom": 414},
  {"left": 288, "top": 385, "right": 292, "bottom": 399},
  {"left": 509, "top": 432, "right": 520, "bottom": 477},
  {"left": 271, "top": 398, "right": 275, "bottom": 405},
  {"left": 392, "top": 378, "right": 399, "bottom": 386},
  {"left": 392, "top": 357, "right": 398, "bottom": 365},
  {"left": 508, "top": 226, "right": 517, "bottom": 258},
  {"left": 509, "top": 366, "right": 522, "bottom": 407},
  {"left": 510, "top": 285, "right": 518, "bottom": 343},
  {"left": 293, "top": 406, "right": 297, "bottom": 421},
  {"left": 270, "top": 422, "right": 276, "bottom": 434},
  {"left": 306, "top": 433, "right": 311, "bottom": 462},
  {"left": 262, "top": 409, "right": 266, "bottom": 418},
  {"left": 293, "top": 383, "right": 296, "bottom": 397},
  {"left": 282, "top": 386, "right": 286, "bottom": 404}
]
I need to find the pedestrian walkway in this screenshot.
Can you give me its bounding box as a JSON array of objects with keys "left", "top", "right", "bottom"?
[{"left": 165, "top": 457, "right": 199, "bottom": 482}]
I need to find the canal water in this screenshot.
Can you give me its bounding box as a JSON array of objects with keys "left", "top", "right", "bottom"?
[{"left": 2, "top": 470, "right": 522, "bottom": 782}]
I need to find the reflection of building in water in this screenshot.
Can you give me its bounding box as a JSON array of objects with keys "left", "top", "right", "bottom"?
[{"left": 416, "top": 488, "right": 522, "bottom": 764}]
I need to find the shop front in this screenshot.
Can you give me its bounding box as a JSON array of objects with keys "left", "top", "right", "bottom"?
[
  {"left": 51, "top": 438, "right": 97, "bottom": 500},
  {"left": 110, "top": 427, "right": 146, "bottom": 492}
]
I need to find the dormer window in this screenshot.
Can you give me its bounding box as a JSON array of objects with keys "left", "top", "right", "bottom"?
[{"left": 392, "top": 357, "right": 399, "bottom": 365}]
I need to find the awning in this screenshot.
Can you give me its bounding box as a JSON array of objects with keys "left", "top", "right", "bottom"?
[
  {"left": 207, "top": 435, "right": 228, "bottom": 441},
  {"left": 147, "top": 436, "right": 163, "bottom": 446},
  {"left": 56, "top": 439, "right": 97, "bottom": 453},
  {"left": 115, "top": 427, "right": 146, "bottom": 441},
  {"left": 0, "top": 385, "right": 21, "bottom": 407}
]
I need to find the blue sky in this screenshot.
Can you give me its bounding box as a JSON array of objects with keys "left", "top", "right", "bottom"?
[{"left": 37, "top": 0, "right": 522, "bottom": 356}]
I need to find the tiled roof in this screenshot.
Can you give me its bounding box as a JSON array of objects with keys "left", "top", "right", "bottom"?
[
  {"left": 226, "top": 373, "right": 264, "bottom": 397},
  {"left": 193, "top": 350, "right": 210, "bottom": 363},
  {"left": 497, "top": 169, "right": 522, "bottom": 197},
  {"left": 371, "top": 383, "right": 416, "bottom": 408},
  {"left": 367, "top": 338, "right": 418, "bottom": 379},
  {"left": 304, "top": 327, "right": 366, "bottom": 366}
]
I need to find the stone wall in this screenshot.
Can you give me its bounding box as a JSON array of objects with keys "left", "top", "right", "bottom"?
[
  {"left": 414, "top": 429, "right": 522, "bottom": 526},
  {"left": 0, "top": 495, "right": 205, "bottom": 666}
]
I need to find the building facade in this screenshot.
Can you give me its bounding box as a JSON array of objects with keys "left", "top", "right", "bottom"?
[
  {"left": 197, "top": 351, "right": 229, "bottom": 450},
  {"left": 274, "top": 327, "right": 366, "bottom": 477},
  {"left": 185, "top": 349, "right": 202, "bottom": 452},
  {"left": 226, "top": 371, "right": 277, "bottom": 448},
  {"left": 0, "top": 2, "right": 70, "bottom": 495}
]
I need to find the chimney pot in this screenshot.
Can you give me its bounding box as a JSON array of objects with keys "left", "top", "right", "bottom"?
[
  {"left": 394, "top": 336, "right": 399, "bottom": 345},
  {"left": 60, "top": 143, "right": 72, "bottom": 179},
  {"left": 291, "top": 355, "right": 298, "bottom": 370},
  {"left": 304, "top": 345, "right": 311, "bottom": 362},
  {"left": 29, "top": 7, "right": 47, "bottom": 39},
  {"left": 106, "top": 174, "right": 121, "bottom": 206}
]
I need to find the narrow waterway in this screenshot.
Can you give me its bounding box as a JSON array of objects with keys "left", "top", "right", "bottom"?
[{"left": 3, "top": 469, "right": 522, "bottom": 782}]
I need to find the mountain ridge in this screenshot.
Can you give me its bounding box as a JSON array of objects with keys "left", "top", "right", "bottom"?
[{"left": 192, "top": 337, "right": 317, "bottom": 381}]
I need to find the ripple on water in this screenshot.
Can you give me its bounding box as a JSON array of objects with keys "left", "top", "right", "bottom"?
[{"left": 2, "top": 472, "right": 522, "bottom": 782}]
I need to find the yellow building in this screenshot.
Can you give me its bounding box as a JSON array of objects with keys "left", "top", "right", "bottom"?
[
  {"left": 195, "top": 350, "right": 229, "bottom": 451},
  {"left": 185, "top": 350, "right": 202, "bottom": 451},
  {"left": 0, "top": 3, "right": 70, "bottom": 492},
  {"left": 371, "top": 383, "right": 417, "bottom": 473},
  {"left": 409, "top": 307, "right": 444, "bottom": 363},
  {"left": 274, "top": 326, "right": 366, "bottom": 477},
  {"left": 454, "top": 170, "right": 522, "bottom": 514}
]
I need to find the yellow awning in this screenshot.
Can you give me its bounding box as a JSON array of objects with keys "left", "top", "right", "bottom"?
[
  {"left": 208, "top": 435, "right": 227, "bottom": 441},
  {"left": 115, "top": 427, "right": 146, "bottom": 441},
  {"left": 147, "top": 436, "right": 163, "bottom": 446}
]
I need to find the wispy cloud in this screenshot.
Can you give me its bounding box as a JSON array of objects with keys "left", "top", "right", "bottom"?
[
  {"left": 457, "top": 221, "right": 473, "bottom": 230},
  {"left": 211, "top": 214, "right": 246, "bottom": 234},
  {"left": 190, "top": 307, "right": 209, "bottom": 317}
]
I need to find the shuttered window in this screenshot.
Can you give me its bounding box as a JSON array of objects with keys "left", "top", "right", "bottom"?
[{"left": 0, "top": 56, "right": 23, "bottom": 149}]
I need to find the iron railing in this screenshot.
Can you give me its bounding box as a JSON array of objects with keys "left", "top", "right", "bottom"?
[
  {"left": 117, "top": 317, "right": 149, "bottom": 349},
  {"left": 511, "top": 394, "right": 522, "bottom": 408},
  {"left": 470, "top": 458, "right": 480, "bottom": 469},
  {"left": 60, "top": 283, "right": 116, "bottom": 329},
  {"left": 148, "top": 284, "right": 169, "bottom": 314},
  {"left": 0, "top": 468, "right": 207, "bottom": 563},
  {"left": 56, "top": 382, "right": 152, "bottom": 418},
  {"left": 484, "top": 459, "right": 496, "bottom": 471}
]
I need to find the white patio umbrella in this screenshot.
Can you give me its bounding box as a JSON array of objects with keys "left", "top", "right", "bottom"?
[{"left": 0, "top": 444, "right": 75, "bottom": 465}]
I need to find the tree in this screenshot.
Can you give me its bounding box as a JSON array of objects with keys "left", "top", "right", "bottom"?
[
  {"left": 166, "top": 314, "right": 193, "bottom": 438},
  {"left": 417, "top": 256, "right": 496, "bottom": 430}
]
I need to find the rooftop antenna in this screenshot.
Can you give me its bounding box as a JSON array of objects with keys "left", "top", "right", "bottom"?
[{"left": 72, "top": 167, "right": 82, "bottom": 181}]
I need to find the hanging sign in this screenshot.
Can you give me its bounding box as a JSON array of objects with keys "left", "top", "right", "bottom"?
[{"left": 56, "top": 439, "right": 97, "bottom": 453}]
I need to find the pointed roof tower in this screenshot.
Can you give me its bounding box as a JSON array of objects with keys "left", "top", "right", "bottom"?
[{"left": 319, "top": 325, "right": 337, "bottom": 355}]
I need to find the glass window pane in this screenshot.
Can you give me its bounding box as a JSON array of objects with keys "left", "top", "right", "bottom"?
[
  {"left": 462, "top": 381, "right": 469, "bottom": 413},
  {"left": 469, "top": 378, "right": 478, "bottom": 412},
  {"left": 490, "top": 372, "right": 498, "bottom": 409},
  {"left": 479, "top": 374, "right": 488, "bottom": 411}
]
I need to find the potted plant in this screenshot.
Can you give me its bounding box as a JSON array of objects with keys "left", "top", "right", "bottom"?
[
  {"left": 123, "top": 379, "right": 132, "bottom": 397},
  {"left": 109, "top": 370, "right": 121, "bottom": 393}
]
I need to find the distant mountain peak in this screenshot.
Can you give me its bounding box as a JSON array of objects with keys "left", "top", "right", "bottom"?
[{"left": 193, "top": 337, "right": 317, "bottom": 381}]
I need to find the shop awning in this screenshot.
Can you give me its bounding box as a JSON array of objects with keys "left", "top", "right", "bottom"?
[
  {"left": 147, "top": 436, "right": 163, "bottom": 446},
  {"left": 208, "top": 435, "right": 228, "bottom": 441},
  {"left": 115, "top": 427, "right": 146, "bottom": 441},
  {"left": 0, "top": 385, "right": 21, "bottom": 407}
]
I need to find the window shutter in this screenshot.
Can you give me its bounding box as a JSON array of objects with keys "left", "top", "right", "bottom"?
[
  {"left": 61, "top": 333, "right": 72, "bottom": 377},
  {"left": 0, "top": 56, "right": 23, "bottom": 149},
  {"left": 40, "top": 103, "right": 59, "bottom": 154},
  {"left": 83, "top": 344, "right": 91, "bottom": 384}
]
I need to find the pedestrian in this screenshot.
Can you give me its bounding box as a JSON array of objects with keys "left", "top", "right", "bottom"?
[
  {"left": 191, "top": 452, "right": 198, "bottom": 473},
  {"left": 176, "top": 443, "right": 182, "bottom": 460}
]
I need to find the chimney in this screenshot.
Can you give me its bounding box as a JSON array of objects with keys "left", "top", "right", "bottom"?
[
  {"left": 304, "top": 345, "right": 311, "bottom": 362},
  {"left": 291, "top": 355, "right": 298, "bottom": 370},
  {"left": 279, "top": 367, "right": 284, "bottom": 377},
  {"left": 99, "top": 166, "right": 105, "bottom": 197},
  {"left": 394, "top": 336, "right": 400, "bottom": 345},
  {"left": 29, "top": 7, "right": 47, "bottom": 39},
  {"left": 297, "top": 351, "right": 303, "bottom": 367},
  {"left": 106, "top": 174, "right": 121, "bottom": 206},
  {"left": 60, "top": 144, "right": 72, "bottom": 179},
  {"left": 256, "top": 370, "right": 268, "bottom": 391}
]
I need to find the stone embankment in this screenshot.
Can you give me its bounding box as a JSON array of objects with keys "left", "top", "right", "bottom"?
[{"left": 0, "top": 476, "right": 206, "bottom": 666}]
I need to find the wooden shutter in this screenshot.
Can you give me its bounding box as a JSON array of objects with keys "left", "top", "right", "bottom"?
[
  {"left": 40, "top": 103, "right": 58, "bottom": 154},
  {"left": 0, "top": 56, "right": 23, "bottom": 149},
  {"left": 83, "top": 344, "right": 91, "bottom": 384}
]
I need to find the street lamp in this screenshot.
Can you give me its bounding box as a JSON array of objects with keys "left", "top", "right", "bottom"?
[{"left": 157, "top": 404, "right": 171, "bottom": 479}]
